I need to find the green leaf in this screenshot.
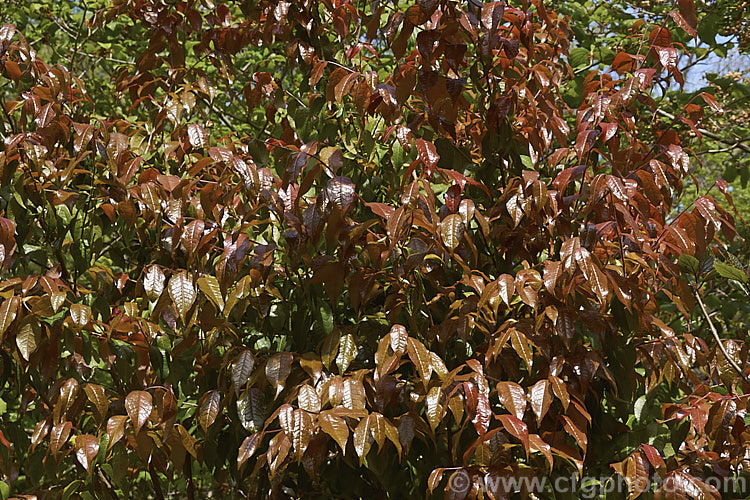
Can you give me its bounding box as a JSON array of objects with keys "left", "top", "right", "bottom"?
[
  {"left": 317, "top": 299, "right": 334, "bottom": 336},
  {"left": 677, "top": 254, "right": 700, "bottom": 275},
  {"left": 569, "top": 47, "right": 590, "bottom": 68},
  {"left": 634, "top": 395, "right": 647, "bottom": 421},
  {"left": 62, "top": 480, "right": 82, "bottom": 500},
  {"left": 714, "top": 261, "right": 748, "bottom": 283}
]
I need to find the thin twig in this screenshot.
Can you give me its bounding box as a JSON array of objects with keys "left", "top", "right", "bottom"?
[
  {"left": 656, "top": 108, "right": 750, "bottom": 153},
  {"left": 694, "top": 287, "right": 750, "bottom": 387}
]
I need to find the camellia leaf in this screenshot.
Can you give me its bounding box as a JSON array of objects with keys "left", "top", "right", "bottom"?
[
  {"left": 297, "top": 385, "right": 321, "bottom": 413},
  {"left": 415, "top": 138, "right": 440, "bottom": 171},
  {"left": 472, "top": 392, "right": 491, "bottom": 436},
  {"left": 49, "top": 421, "right": 72, "bottom": 457},
  {"left": 83, "top": 384, "right": 108, "bottom": 423},
  {"left": 529, "top": 380, "right": 552, "bottom": 424},
  {"left": 232, "top": 350, "right": 256, "bottom": 394},
  {"left": 389, "top": 324, "right": 408, "bottom": 354},
  {"left": 325, "top": 176, "right": 356, "bottom": 212},
  {"left": 561, "top": 415, "right": 587, "bottom": 454},
  {"left": 198, "top": 390, "right": 221, "bottom": 433},
  {"left": 0, "top": 296, "right": 19, "bottom": 340},
  {"left": 106, "top": 415, "right": 127, "bottom": 450},
  {"left": 497, "top": 274, "right": 515, "bottom": 307},
  {"left": 237, "top": 433, "right": 261, "bottom": 468},
  {"left": 16, "top": 320, "right": 39, "bottom": 361},
  {"left": 440, "top": 213, "right": 465, "bottom": 252},
  {"left": 168, "top": 271, "right": 197, "bottom": 319},
  {"left": 496, "top": 381, "right": 527, "bottom": 420},
  {"left": 75, "top": 434, "right": 100, "bottom": 474},
  {"left": 319, "top": 410, "right": 349, "bottom": 453},
  {"left": 143, "top": 266, "right": 165, "bottom": 301},
  {"left": 30, "top": 420, "right": 50, "bottom": 452},
  {"left": 617, "top": 452, "right": 649, "bottom": 497},
  {"left": 496, "top": 414, "right": 529, "bottom": 456},
  {"left": 321, "top": 329, "right": 341, "bottom": 370},
  {"left": 125, "top": 390, "right": 153, "bottom": 435},
  {"left": 290, "top": 409, "right": 313, "bottom": 462},
  {"left": 182, "top": 219, "right": 205, "bottom": 256},
  {"left": 237, "top": 388, "right": 266, "bottom": 433},
  {"left": 510, "top": 329, "right": 533, "bottom": 369},
  {"left": 265, "top": 352, "right": 293, "bottom": 398},
  {"left": 336, "top": 333, "right": 357, "bottom": 373},
  {"left": 425, "top": 386, "right": 443, "bottom": 431},
  {"left": 353, "top": 415, "right": 374, "bottom": 465},
  {"left": 529, "top": 434, "right": 554, "bottom": 471},
  {"left": 187, "top": 123, "right": 209, "bottom": 148},
  {"left": 69, "top": 303, "right": 91, "bottom": 329},
  {"left": 406, "top": 338, "right": 433, "bottom": 386},
  {"left": 197, "top": 275, "right": 224, "bottom": 311}
]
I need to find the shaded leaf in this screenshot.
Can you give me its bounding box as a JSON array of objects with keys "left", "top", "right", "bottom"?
[
  {"left": 266, "top": 352, "right": 293, "bottom": 398},
  {"left": 237, "top": 433, "right": 261, "bottom": 468},
  {"left": 232, "top": 350, "right": 256, "bottom": 394}
]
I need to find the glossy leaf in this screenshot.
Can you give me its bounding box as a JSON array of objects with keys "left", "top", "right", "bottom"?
[
  {"left": 125, "top": 391, "right": 152, "bottom": 435},
  {"left": 168, "top": 271, "right": 197, "bottom": 319}
]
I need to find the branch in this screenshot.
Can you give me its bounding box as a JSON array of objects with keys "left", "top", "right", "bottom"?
[
  {"left": 656, "top": 108, "right": 750, "bottom": 154},
  {"left": 694, "top": 288, "right": 750, "bottom": 387}
]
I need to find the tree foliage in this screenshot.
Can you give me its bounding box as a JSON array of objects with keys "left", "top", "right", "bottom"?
[{"left": 0, "top": 0, "right": 749, "bottom": 498}]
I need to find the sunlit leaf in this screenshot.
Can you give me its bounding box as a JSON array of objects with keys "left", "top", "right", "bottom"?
[
  {"left": 232, "top": 350, "right": 256, "bottom": 394},
  {"left": 125, "top": 391, "right": 153, "bottom": 435},
  {"left": 336, "top": 334, "right": 357, "bottom": 373},
  {"left": 75, "top": 435, "right": 99, "bottom": 474},
  {"left": 440, "top": 214, "right": 465, "bottom": 252},
  {"left": 168, "top": 271, "right": 196, "bottom": 318},
  {"left": 198, "top": 391, "right": 221, "bottom": 433}
]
